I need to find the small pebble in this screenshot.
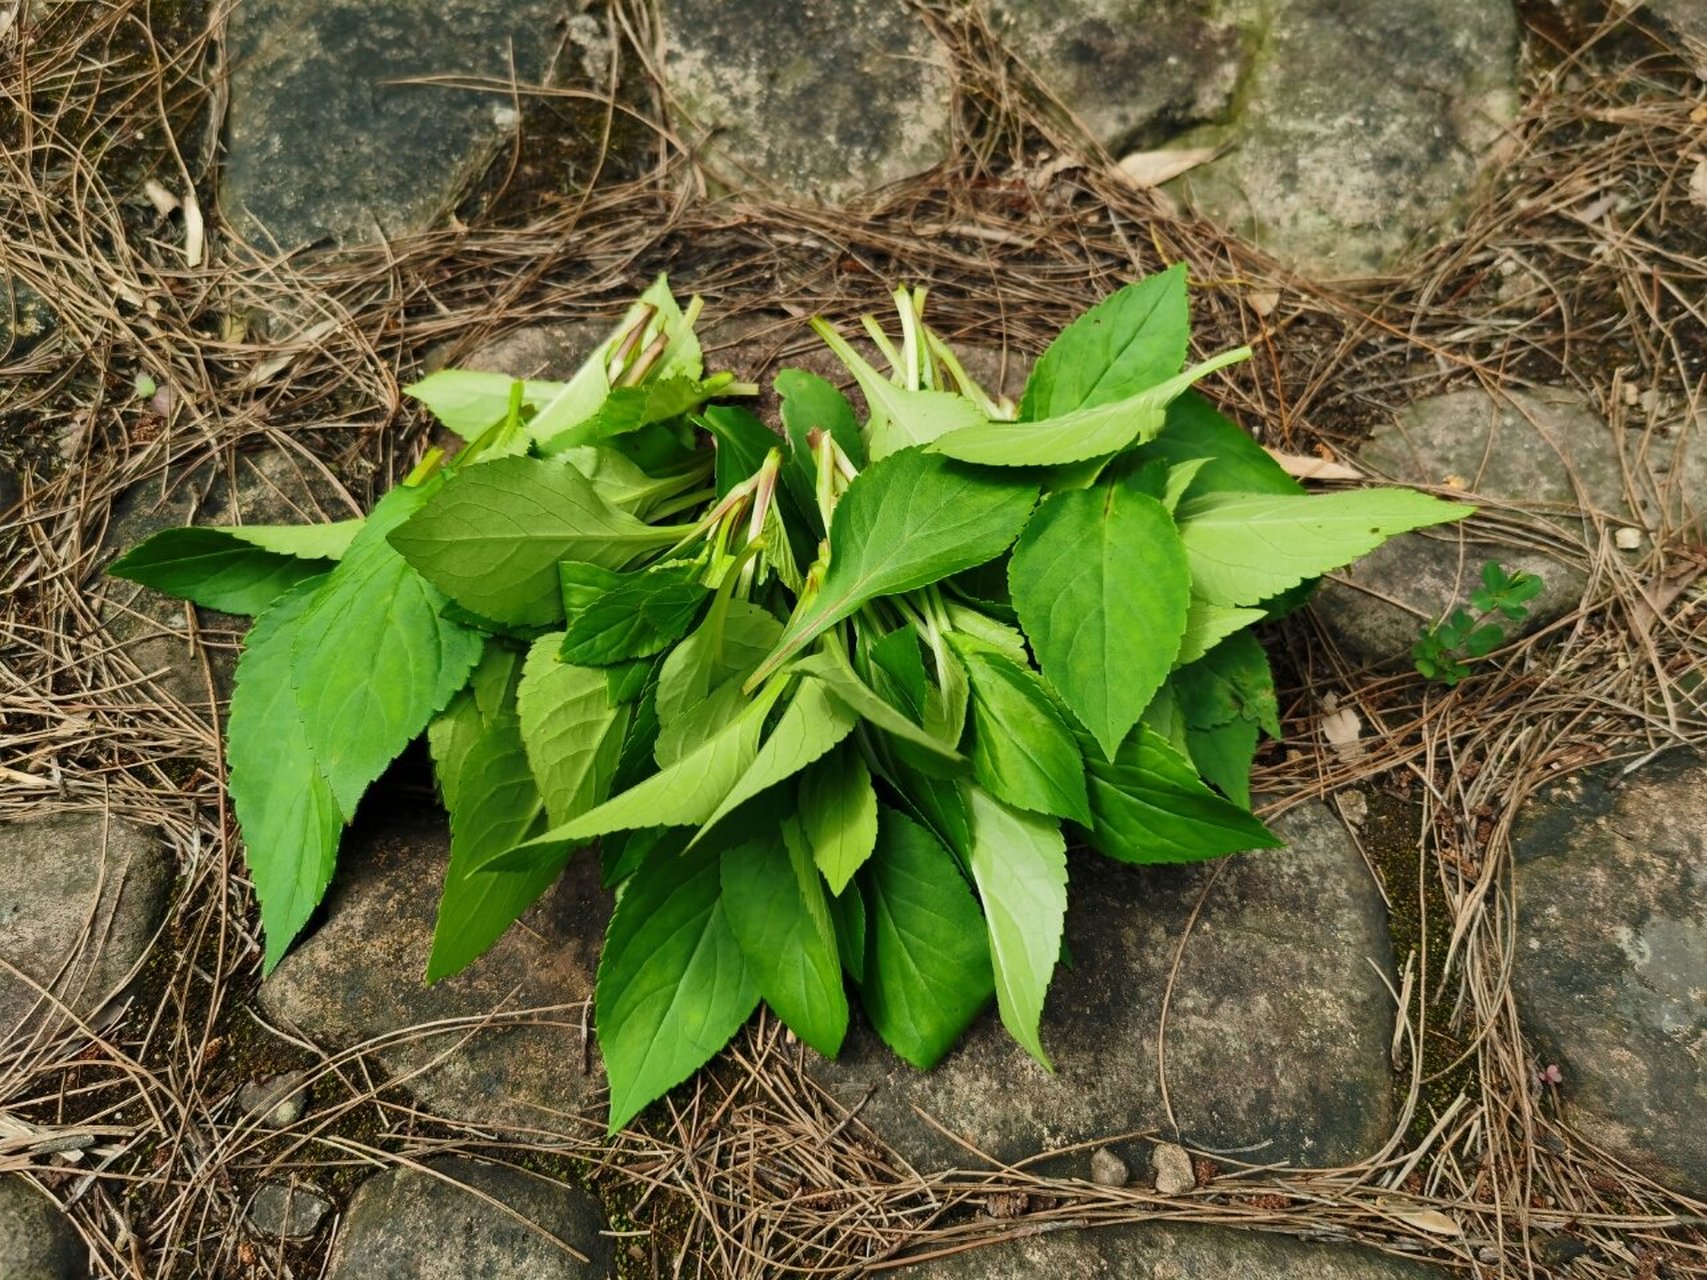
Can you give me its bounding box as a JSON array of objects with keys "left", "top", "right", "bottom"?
[
  {"left": 246, "top": 1181, "right": 333, "bottom": 1240},
  {"left": 1089, "top": 1147, "right": 1128, "bottom": 1187},
  {"left": 236, "top": 1070, "right": 310, "bottom": 1128},
  {"left": 1150, "top": 1141, "right": 1195, "bottom": 1196}
]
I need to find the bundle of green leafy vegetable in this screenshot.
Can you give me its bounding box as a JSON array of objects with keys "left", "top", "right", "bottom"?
[{"left": 113, "top": 270, "right": 1469, "bottom": 1131}]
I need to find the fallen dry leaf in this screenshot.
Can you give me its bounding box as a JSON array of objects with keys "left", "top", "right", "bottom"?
[
  {"left": 1321, "top": 700, "right": 1365, "bottom": 758},
  {"left": 1381, "top": 1202, "right": 1463, "bottom": 1238},
  {"left": 1263, "top": 447, "right": 1361, "bottom": 481},
  {"left": 1246, "top": 289, "right": 1280, "bottom": 318},
  {"left": 1690, "top": 157, "right": 1707, "bottom": 210},
  {"left": 1117, "top": 146, "right": 1216, "bottom": 188}
]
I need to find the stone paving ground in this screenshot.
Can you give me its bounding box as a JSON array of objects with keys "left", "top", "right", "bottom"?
[{"left": 2, "top": 0, "right": 1705, "bottom": 1276}]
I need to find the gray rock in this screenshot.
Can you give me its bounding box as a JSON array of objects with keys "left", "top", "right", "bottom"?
[
  {"left": 1171, "top": 0, "right": 1519, "bottom": 275},
  {"left": 1512, "top": 750, "right": 1707, "bottom": 1197},
  {"left": 100, "top": 447, "right": 344, "bottom": 708},
  {"left": 236, "top": 1069, "right": 310, "bottom": 1128},
  {"left": 0, "top": 1177, "right": 84, "bottom": 1279},
  {"left": 990, "top": 0, "right": 1246, "bottom": 154},
  {"left": 1150, "top": 1140, "right": 1196, "bottom": 1195},
  {"left": 1314, "top": 387, "right": 1626, "bottom": 667},
  {"left": 1087, "top": 1147, "right": 1127, "bottom": 1187},
  {"left": 326, "top": 1157, "right": 614, "bottom": 1279},
  {"left": 659, "top": 0, "right": 952, "bottom": 201},
  {"left": 1643, "top": 0, "right": 1707, "bottom": 54},
  {"left": 889, "top": 1220, "right": 1450, "bottom": 1279},
  {"left": 258, "top": 812, "right": 611, "bottom": 1134},
  {"left": 0, "top": 814, "right": 171, "bottom": 1047},
  {"left": 245, "top": 1179, "right": 333, "bottom": 1240},
  {"left": 811, "top": 803, "right": 1397, "bottom": 1173},
  {"left": 2, "top": 277, "right": 56, "bottom": 358},
  {"left": 221, "top": 0, "right": 566, "bottom": 248}
]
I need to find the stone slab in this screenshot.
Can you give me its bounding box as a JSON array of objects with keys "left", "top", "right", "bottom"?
[
  {"left": 0, "top": 1177, "right": 85, "bottom": 1280},
  {"left": 222, "top": 0, "right": 566, "bottom": 247},
  {"left": 812, "top": 803, "right": 1398, "bottom": 1173},
  {"left": 659, "top": 0, "right": 952, "bottom": 201},
  {"left": 1512, "top": 750, "right": 1707, "bottom": 1197},
  {"left": 891, "top": 1220, "right": 1451, "bottom": 1279},
  {"left": 0, "top": 813, "right": 171, "bottom": 1047},
  {"left": 1315, "top": 387, "right": 1628, "bottom": 667},
  {"left": 257, "top": 811, "right": 611, "bottom": 1135},
  {"left": 326, "top": 1157, "right": 613, "bottom": 1279}
]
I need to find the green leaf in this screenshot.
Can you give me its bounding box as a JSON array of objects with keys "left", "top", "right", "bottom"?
[
  {"left": 556, "top": 445, "right": 702, "bottom": 516},
  {"left": 950, "top": 637, "right": 1090, "bottom": 824},
  {"left": 1130, "top": 392, "right": 1303, "bottom": 501},
  {"left": 810, "top": 317, "right": 985, "bottom": 460},
  {"left": 860, "top": 808, "right": 994, "bottom": 1069},
  {"left": 1081, "top": 723, "right": 1282, "bottom": 864},
  {"left": 695, "top": 677, "right": 858, "bottom": 841},
  {"left": 866, "top": 624, "right": 929, "bottom": 719},
  {"left": 486, "top": 680, "right": 787, "bottom": 870},
  {"left": 526, "top": 276, "right": 702, "bottom": 449},
  {"left": 292, "top": 484, "right": 485, "bottom": 815},
  {"left": 515, "top": 635, "right": 631, "bottom": 827},
  {"left": 798, "top": 745, "right": 879, "bottom": 895},
  {"left": 654, "top": 601, "right": 784, "bottom": 766},
  {"left": 963, "top": 785, "right": 1066, "bottom": 1068},
  {"left": 226, "top": 521, "right": 364, "bottom": 560},
  {"left": 426, "top": 647, "right": 562, "bottom": 982},
  {"left": 539, "top": 376, "right": 719, "bottom": 453},
  {"left": 557, "top": 560, "right": 710, "bottom": 665},
  {"left": 109, "top": 527, "right": 338, "bottom": 616},
  {"left": 404, "top": 369, "right": 566, "bottom": 439},
  {"left": 829, "top": 881, "right": 867, "bottom": 982},
  {"left": 228, "top": 578, "right": 343, "bottom": 973},
  {"left": 388, "top": 454, "right": 682, "bottom": 626},
  {"left": 1009, "top": 484, "right": 1189, "bottom": 760},
  {"left": 751, "top": 449, "right": 1036, "bottom": 684},
  {"left": 789, "top": 649, "right": 965, "bottom": 767},
  {"left": 596, "top": 837, "right": 759, "bottom": 1132},
  {"left": 700, "top": 404, "right": 779, "bottom": 497},
  {"left": 1176, "top": 598, "right": 1266, "bottom": 666},
  {"left": 1020, "top": 264, "right": 1189, "bottom": 419},
  {"left": 1171, "top": 631, "right": 1280, "bottom": 737},
  {"left": 721, "top": 822, "right": 848, "bottom": 1056},
  {"left": 1177, "top": 489, "right": 1471, "bottom": 608},
  {"left": 929, "top": 349, "right": 1249, "bottom": 467},
  {"left": 1186, "top": 717, "right": 1259, "bottom": 808},
  {"left": 777, "top": 368, "right": 866, "bottom": 531}
]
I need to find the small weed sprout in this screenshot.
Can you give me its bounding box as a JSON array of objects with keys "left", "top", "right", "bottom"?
[{"left": 1413, "top": 561, "right": 1543, "bottom": 685}]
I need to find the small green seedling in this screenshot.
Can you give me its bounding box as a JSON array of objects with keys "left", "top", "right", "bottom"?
[{"left": 1413, "top": 561, "right": 1543, "bottom": 685}]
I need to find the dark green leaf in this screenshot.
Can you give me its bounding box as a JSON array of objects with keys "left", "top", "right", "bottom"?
[
  {"left": 1009, "top": 484, "right": 1189, "bottom": 760},
  {"left": 1081, "top": 723, "right": 1281, "bottom": 864},
  {"left": 1020, "top": 264, "right": 1189, "bottom": 419},
  {"left": 426, "top": 648, "right": 560, "bottom": 982},
  {"left": 951, "top": 637, "right": 1090, "bottom": 823},
  {"left": 721, "top": 823, "right": 848, "bottom": 1056},
  {"left": 537, "top": 375, "right": 717, "bottom": 452},
  {"left": 752, "top": 449, "right": 1036, "bottom": 684},
  {"left": 228, "top": 578, "right": 342, "bottom": 973},
  {"left": 388, "top": 455, "right": 682, "bottom": 626},
  {"left": 596, "top": 838, "right": 759, "bottom": 1132},
  {"left": 109, "top": 527, "right": 339, "bottom": 616},
  {"left": 557, "top": 560, "right": 710, "bottom": 665},
  {"left": 292, "top": 483, "right": 485, "bottom": 815},
  {"left": 963, "top": 785, "right": 1066, "bottom": 1067},
  {"left": 798, "top": 745, "right": 879, "bottom": 895},
  {"left": 1186, "top": 717, "right": 1259, "bottom": 807},
  {"left": 859, "top": 808, "right": 994, "bottom": 1068},
  {"left": 701, "top": 404, "right": 779, "bottom": 497},
  {"left": 1171, "top": 631, "right": 1280, "bottom": 737}
]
